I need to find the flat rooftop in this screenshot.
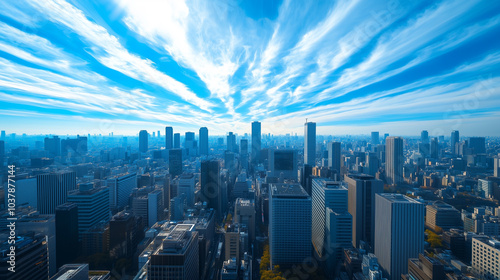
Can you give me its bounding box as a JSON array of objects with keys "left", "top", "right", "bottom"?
[
  {"left": 271, "top": 183, "right": 309, "bottom": 198},
  {"left": 377, "top": 193, "right": 421, "bottom": 204}
]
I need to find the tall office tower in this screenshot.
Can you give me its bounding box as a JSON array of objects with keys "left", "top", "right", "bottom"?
[
  {"left": 147, "top": 224, "right": 199, "bottom": 280},
  {"left": 234, "top": 198, "right": 256, "bottom": 241},
  {"left": 107, "top": 173, "right": 137, "bottom": 210},
  {"left": 425, "top": 201, "right": 461, "bottom": 232},
  {"left": 37, "top": 171, "right": 77, "bottom": 214},
  {"left": 0, "top": 130, "right": 5, "bottom": 140},
  {"left": 365, "top": 152, "right": 379, "bottom": 177},
  {"left": 240, "top": 139, "right": 249, "bottom": 171},
  {"left": 312, "top": 179, "right": 348, "bottom": 259},
  {"left": 346, "top": 174, "right": 383, "bottom": 249},
  {"left": 375, "top": 194, "right": 424, "bottom": 280},
  {"left": 173, "top": 133, "right": 180, "bottom": 148},
  {"left": 451, "top": 130, "right": 459, "bottom": 155},
  {"left": 251, "top": 121, "right": 261, "bottom": 166},
  {"left": 269, "top": 183, "right": 312, "bottom": 268},
  {"left": 0, "top": 234, "right": 49, "bottom": 280},
  {"left": 328, "top": 142, "right": 342, "bottom": 176},
  {"left": 385, "top": 136, "right": 404, "bottom": 186},
  {"left": 0, "top": 140, "right": 4, "bottom": 166},
  {"left": 494, "top": 157, "right": 500, "bottom": 177},
  {"left": 224, "top": 151, "right": 235, "bottom": 172},
  {"left": 268, "top": 149, "right": 298, "bottom": 180},
  {"left": 326, "top": 209, "right": 352, "bottom": 268},
  {"left": 421, "top": 130, "right": 429, "bottom": 144},
  {"left": 201, "top": 160, "right": 221, "bottom": 216},
  {"left": 199, "top": 127, "right": 209, "bottom": 155},
  {"left": 168, "top": 149, "right": 183, "bottom": 178},
  {"left": 468, "top": 137, "right": 486, "bottom": 154},
  {"left": 383, "top": 133, "right": 389, "bottom": 143},
  {"left": 371, "top": 132, "right": 380, "bottom": 145},
  {"left": 177, "top": 173, "right": 195, "bottom": 207},
  {"left": 165, "top": 126, "right": 173, "bottom": 149},
  {"left": 139, "top": 130, "right": 148, "bottom": 153},
  {"left": 472, "top": 237, "right": 500, "bottom": 280},
  {"left": 55, "top": 203, "right": 79, "bottom": 268},
  {"left": 240, "top": 139, "right": 248, "bottom": 155},
  {"left": 147, "top": 189, "right": 163, "bottom": 227},
  {"left": 67, "top": 183, "right": 110, "bottom": 239},
  {"left": 226, "top": 132, "right": 236, "bottom": 153},
  {"left": 17, "top": 214, "right": 56, "bottom": 276},
  {"left": 153, "top": 132, "right": 155, "bottom": 138},
  {"left": 44, "top": 136, "right": 61, "bottom": 156},
  {"left": 304, "top": 121, "right": 317, "bottom": 166},
  {"left": 478, "top": 179, "right": 493, "bottom": 198},
  {"left": 185, "top": 132, "right": 197, "bottom": 156},
  {"left": 430, "top": 137, "right": 438, "bottom": 158}
]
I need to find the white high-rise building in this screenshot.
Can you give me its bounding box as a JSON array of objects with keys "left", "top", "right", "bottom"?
[
  {"left": 269, "top": 183, "right": 312, "bottom": 268},
  {"left": 385, "top": 137, "right": 404, "bottom": 186},
  {"left": 375, "top": 194, "right": 424, "bottom": 280},
  {"left": 107, "top": 173, "right": 136, "bottom": 210}
]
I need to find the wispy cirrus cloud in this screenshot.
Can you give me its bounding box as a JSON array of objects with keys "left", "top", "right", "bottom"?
[{"left": 0, "top": 0, "right": 499, "bottom": 135}]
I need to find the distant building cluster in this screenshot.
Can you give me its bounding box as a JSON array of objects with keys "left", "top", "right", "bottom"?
[{"left": 0, "top": 124, "right": 499, "bottom": 280}]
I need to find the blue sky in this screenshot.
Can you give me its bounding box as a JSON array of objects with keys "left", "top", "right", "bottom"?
[{"left": 0, "top": 0, "right": 499, "bottom": 136}]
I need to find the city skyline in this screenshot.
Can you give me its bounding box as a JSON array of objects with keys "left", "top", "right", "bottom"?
[{"left": 0, "top": 1, "right": 500, "bottom": 135}]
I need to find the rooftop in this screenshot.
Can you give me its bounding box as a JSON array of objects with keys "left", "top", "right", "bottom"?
[
  {"left": 377, "top": 193, "right": 421, "bottom": 204},
  {"left": 271, "top": 183, "right": 309, "bottom": 198}
]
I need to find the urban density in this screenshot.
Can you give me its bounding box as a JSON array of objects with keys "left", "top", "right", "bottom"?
[
  {"left": 1, "top": 0, "right": 500, "bottom": 280},
  {"left": 1, "top": 126, "right": 500, "bottom": 280}
]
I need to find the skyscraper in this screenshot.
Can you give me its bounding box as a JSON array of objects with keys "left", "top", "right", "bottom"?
[
  {"left": 304, "top": 121, "right": 316, "bottom": 166},
  {"left": 44, "top": 136, "right": 60, "bottom": 156},
  {"left": 430, "top": 137, "right": 439, "bottom": 158},
  {"left": 37, "top": 171, "right": 77, "bottom": 214},
  {"left": 251, "top": 121, "right": 261, "bottom": 166},
  {"left": 169, "top": 149, "right": 183, "bottom": 178},
  {"left": 269, "top": 183, "right": 312, "bottom": 268},
  {"left": 375, "top": 194, "right": 424, "bottom": 280},
  {"left": 312, "top": 179, "right": 348, "bottom": 259},
  {"left": 346, "top": 174, "right": 383, "bottom": 249},
  {"left": 240, "top": 139, "right": 249, "bottom": 170},
  {"left": 494, "top": 157, "right": 500, "bottom": 177},
  {"left": 0, "top": 140, "right": 4, "bottom": 166},
  {"left": 268, "top": 149, "right": 298, "bottom": 180},
  {"left": 227, "top": 132, "right": 236, "bottom": 153},
  {"left": 199, "top": 127, "right": 209, "bottom": 155},
  {"left": 451, "top": 130, "right": 459, "bottom": 155},
  {"left": 185, "top": 132, "right": 197, "bottom": 156},
  {"left": 67, "top": 183, "right": 110, "bottom": 239},
  {"left": 385, "top": 136, "right": 404, "bottom": 186},
  {"left": 107, "top": 173, "right": 137, "bottom": 210},
  {"left": 327, "top": 142, "right": 341, "bottom": 176},
  {"left": 468, "top": 137, "right": 486, "bottom": 154},
  {"left": 201, "top": 160, "right": 220, "bottom": 216},
  {"left": 371, "top": 132, "right": 380, "bottom": 145},
  {"left": 365, "top": 152, "right": 379, "bottom": 177},
  {"left": 55, "top": 203, "right": 79, "bottom": 268},
  {"left": 174, "top": 133, "right": 180, "bottom": 148},
  {"left": 421, "top": 130, "right": 429, "bottom": 144},
  {"left": 139, "top": 130, "right": 148, "bottom": 153},
  {"left": 165, "top": 126, "right": 173, "bottom": 149}
]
